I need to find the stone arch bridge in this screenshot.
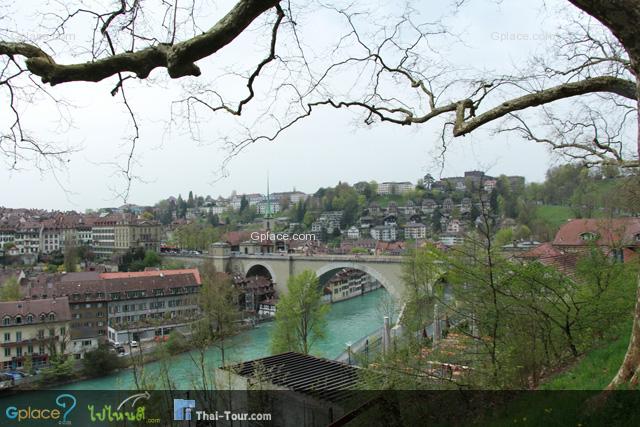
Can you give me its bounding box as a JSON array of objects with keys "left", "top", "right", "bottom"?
[{"left": 162, "top": 253, "right": 406, "bottom": 299}]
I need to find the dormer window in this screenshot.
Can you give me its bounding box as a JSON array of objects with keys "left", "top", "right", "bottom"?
[
  {"left": 48, "top": 313, "right": 56, "bottom": 321},
  {"left": 635, "top": 233, "right": 640, "bottom": 243},
  {"left": 15, "top": 315, "right": 22, "bottom": 324},
  {"left": 2, "top": 316, "right": 10, "bottom": 326},
  {"left": 26, "top": 315, "right": 33, "bottom": 324},
  {"left": 40, "top": 314, "right": 46, "bottom": 322},
  {"left": 580, "top": 232, "right": 599, "bottom": 241}
]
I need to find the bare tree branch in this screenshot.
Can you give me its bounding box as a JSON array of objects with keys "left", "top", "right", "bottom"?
[{"left": 0, "top": 0, "right": 280, "bottom": 85}]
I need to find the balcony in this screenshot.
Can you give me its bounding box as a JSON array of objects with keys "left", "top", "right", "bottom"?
[{"left": 0, "top": 336, "right": 59, "bottom": 348}]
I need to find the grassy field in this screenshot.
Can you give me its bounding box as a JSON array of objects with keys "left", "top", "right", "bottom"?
[
  {"left": 535, "top": 205, "right": 574, "bottom": 229},
  {"left": 541, "top": 324, "right": 631, "bottom": 390}
]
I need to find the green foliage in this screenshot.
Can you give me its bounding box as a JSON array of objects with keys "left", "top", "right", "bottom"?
[
  {"left": 446, "top": 236, "right": 636, "bottom": 388},
  {"left": 534, "top": 205, "right": 574, "bottom": 228},
  {"left": 0, "top": 276, "right": 20, "bottom": 301},
  {"left": 388, "top": 211, "right": 637, "bottom": 391},
  {"left": 117, "top": 248, "right": 162, "bottom": 271},
  {"left": 143, "top": 250, "right": 161, "bottom": 268},
  {"left": 541, "top": 322, "right": 630, "bottom": 390},
  {"left": 271, "top": 270, "right": 329, "bottom": 355},
  {"left": 165, "top": 331, "right": 189, "bottom": 355},
  {"left": 193, "top": 261, "right": 240, "bottom": 366},
  {"left": 174, "top": 222, "right": 222, "bottom": 250},
  {"left": 63, "top": 243, "right": 78, "bottom": 272},
  {"left": 162, "top": 260, "right": 186, "bottom": 270},
  {"left": 401, "top": 244, "right": 445, "bottom": 341},
  {"left": 82, "top": 344, "right": 124, "bottom": 378},
  {"left": 39, "top": 354, "right": 75, "bottom": 385},
  {"left": 22, "top": 354, "right": 33, "bottom": 375}
]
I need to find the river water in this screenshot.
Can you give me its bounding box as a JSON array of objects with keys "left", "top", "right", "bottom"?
[{"left": 59, "top": 288, "right": 390, "bottom": 390}]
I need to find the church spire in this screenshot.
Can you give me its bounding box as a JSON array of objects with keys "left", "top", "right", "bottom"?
[
  {"left": 266, "top": 172, "right": 272, "bottom": 218},
  {"left": 263, "top": 172, "right": 273, "bottom": 232}
]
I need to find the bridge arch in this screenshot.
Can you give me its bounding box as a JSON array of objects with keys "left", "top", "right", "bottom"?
[
  {"left": 245, "top": 262, "right": 277, "bottom": 282},
  {"left": 314, "top": 262, "right": 400, "bottom": 299}
]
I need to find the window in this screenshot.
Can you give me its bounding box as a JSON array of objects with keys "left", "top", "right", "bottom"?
[
  {"left": 580, "top": 232, "right": 599, "bottom": 241},
  {"left": 15, "top": 332, "right": 21, "bottom": 342},
  {"left": 4, "top": 348, "right": 10, "bottom": 357},
  {"left": 27, "top": 345, "right": 33, "bottom": 354},
  {"left": 26, "top": 315, "right": 33, "bottom": 324},
  {"left": 3, "top": 333, "right": 9, "bottom": 342},
  {"left": 15, "top": 315, "right": 21, "bottom": 324},
  {"left": 49, "top": 313, "right": 55, "bottom": 321},
  {"left": 16, "top": 347, "right": 22, "bottom": 357},
  {"left": 2, "top": 316, "right": 9, "bottom": 326},
  {"left": 40, "top": 314, "right": 46, "bottom": 322},
  {"left": 38, "top": 345, "right": 44, "bottom": 355},
  {"left": 37, "top": 330, "right": 44, "bottom": 339},
  {"left": 60, "top": 327, "right": 66, "bottom": 336},
  {"left": 49, "top": 328, "right": 55, "bottom": 337}
]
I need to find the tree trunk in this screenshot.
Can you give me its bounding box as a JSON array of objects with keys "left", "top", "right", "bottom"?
[
  {"left": 607, "top": 273, "right": 640, "bottom": 389},
  {"left": 605, "top": 63, "right": 640, "bottom": 389}
]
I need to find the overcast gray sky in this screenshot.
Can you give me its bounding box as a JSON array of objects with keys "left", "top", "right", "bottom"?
[{"left": 1, "top": 0, "right": 574, "bottom": 210}]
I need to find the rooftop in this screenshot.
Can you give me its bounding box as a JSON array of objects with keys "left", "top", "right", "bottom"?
[{"left": 224, "top": 352, "right": 361, "bottom": 403}]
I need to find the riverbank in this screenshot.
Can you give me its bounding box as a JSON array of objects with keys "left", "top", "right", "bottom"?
[{"left": 14, "top": 288, "right": 389, "bottom": 390}]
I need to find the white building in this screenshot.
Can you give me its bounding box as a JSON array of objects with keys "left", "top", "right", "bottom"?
[
  {"left": 446, "top": 219, "right": 463, "bottom": 234},
  {"left": 377, "top": 181, "right": 414, "bottom": 195},
  {"left": 439, "top": 233, "right": 464, "bottom": 247},
  {"left": 370, "top": 225, "right": 398, "bottom": 242},
  {"left": 257, "top": 201, "right": 281, "bottom": 215},
  {"left": 404, "top": 222, "right": 427, "bottom": 240},
  {"left": 346, "top": 226, "right": 360, "bottom": 240}
]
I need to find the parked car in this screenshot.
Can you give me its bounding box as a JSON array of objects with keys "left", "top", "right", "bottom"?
[
  {"left": 0, "top": 373, "right": 14, "bottom": 388},
  {"left": 130, "top": 340, "right": 139, "bottom": 348}
]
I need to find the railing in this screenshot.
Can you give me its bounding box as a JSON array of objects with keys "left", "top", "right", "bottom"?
[
  {"left": 335, "top": 326, "right": 384, "bottom": 365},
  {"left": 162, "top": 252, "right": 403, "bottom": 262}
]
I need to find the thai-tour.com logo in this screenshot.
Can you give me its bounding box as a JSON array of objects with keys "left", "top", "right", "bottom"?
[
  {"left": 5, "top": 393, "right": 77, "bottom": 424},
  {"left": 173, "top": 398, "right": 272, "bottom": 422},
  {"left": 173, "top": 399, "right": 196, "bottom": 421}
]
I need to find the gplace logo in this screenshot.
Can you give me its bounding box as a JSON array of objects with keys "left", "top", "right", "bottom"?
[
  {"left": 5, "top": 393, "right": 77, "bottom": 423},
  {"left": 173, "top": 399, "right": 196, "bottom": 421}
]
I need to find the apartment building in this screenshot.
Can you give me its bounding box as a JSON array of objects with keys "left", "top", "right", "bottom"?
[
  {"left": 404, "top": 222, "right": 428, "bottom": 240},
  {"left": 93, "top": 213, "right": 161, "bottom": 258},
  {"left": 105, "top": 272, "right": 201, "bottom": 345},
  {"left": 24, "top": 269, "right": 200, "bottom": 357},
  {"left": 0, "top": 298, "right": 71, "bottom": 370},
  {"left": 377, "top": 181, "right": 413, "bottom": 195},
  {"left": 370, "top": 225, "right": 398, "bottom": 242}
]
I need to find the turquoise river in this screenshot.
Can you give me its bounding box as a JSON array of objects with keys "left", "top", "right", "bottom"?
[{"left": 60, "top": 288, "right": 390, "bottom": 390}]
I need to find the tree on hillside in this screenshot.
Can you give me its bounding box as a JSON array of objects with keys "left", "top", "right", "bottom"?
[
  {"left": 0, "top": 276, "right": 20, "bottom": 301},
  {"left": 239, "top": 195, "right": 249, "bottom": 213},
  {"left": 63, "top": 242, "right": 78, "bottom": 273},
  {"left": 271, "top": 270, "right": 328, "bottom": 355},
  {"left": 193, "top": 261, "right": 239, "bottom": 367},
  {"left": 82, "top": 344, "right": 124, "bottom": 378}
]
